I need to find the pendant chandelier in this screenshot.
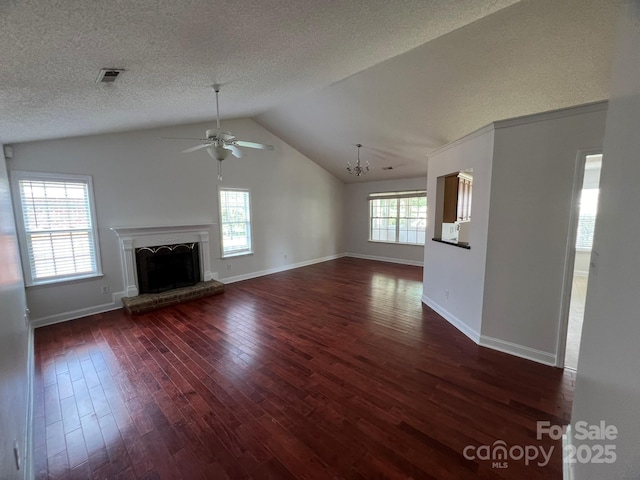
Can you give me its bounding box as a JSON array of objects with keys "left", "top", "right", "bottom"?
[{"left": 346, "top": 143, "right": 369, "bottom": 176}]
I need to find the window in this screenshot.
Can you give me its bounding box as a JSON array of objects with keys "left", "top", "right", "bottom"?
[
  {"left": 10, "top": 171, "right": 102, "bottom": 286},
  {"left": 369, "top": 190, "right": 427, "bottom": 245},
  {"left": 576, "top": 188, "right": 599, "bottom": 250},
  {"left": 219, "top": 188, "right": 252, "bottom": 257}
]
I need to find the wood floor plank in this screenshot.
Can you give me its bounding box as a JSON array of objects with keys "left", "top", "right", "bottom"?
[{"left": 34, "top": 258, "right": 574, "bottom": 479}]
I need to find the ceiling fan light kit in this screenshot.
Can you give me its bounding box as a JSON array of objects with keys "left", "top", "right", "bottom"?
[
  {"left": 166, "top": 84, "right": 274, "bottom": 181},
  {"left": 346, "top": 143, "right": 369, "bottom": 177}
]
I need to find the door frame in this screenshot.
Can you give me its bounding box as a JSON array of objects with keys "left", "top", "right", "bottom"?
[{"left": 555, "top": 147, "right": 602, "bottom": 368}]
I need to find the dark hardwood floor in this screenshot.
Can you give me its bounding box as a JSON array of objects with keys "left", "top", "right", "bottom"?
[{"left": 33, "top": 257, "right": 574, "bottom": 479}]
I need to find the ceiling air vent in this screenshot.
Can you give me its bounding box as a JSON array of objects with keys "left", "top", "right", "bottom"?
[{"left": 96, "top": 68, "right": 125, "bottom": 83}]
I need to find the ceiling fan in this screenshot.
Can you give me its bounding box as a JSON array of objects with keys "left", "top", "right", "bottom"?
[{"left": 165, "top": 84, "right": 274, "bottom": 180}]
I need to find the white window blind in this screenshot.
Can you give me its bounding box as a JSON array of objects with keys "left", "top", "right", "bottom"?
[
  {"left": 11, "top": 172, "right": 101, "bottom": 285},
  {"left": 219, "top": 188, "right": 252, "bottom": 257},
  {"left": 368, "top": 190, "right": 427, "bottom": 245}
]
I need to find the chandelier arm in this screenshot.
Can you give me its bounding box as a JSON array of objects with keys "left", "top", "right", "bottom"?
[{"left": 347, "top": 143, "right": 368, "bottom": 176}]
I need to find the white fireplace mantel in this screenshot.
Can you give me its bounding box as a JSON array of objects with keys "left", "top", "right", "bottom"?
[{"left": 111, "top": 224, "right": 214, "bottom": 297}]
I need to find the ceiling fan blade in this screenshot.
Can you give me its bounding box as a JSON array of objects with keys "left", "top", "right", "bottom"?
[
  {"left": 225, "top": 144, "right": 243, "bottom": 158},
  {"left": 235, "top": 140, "right": 274, "bottom": 150},
  {"left": 162, "top": 137, "right": 206, "bottom": 141},
  {"left": 181, "top": 144, "right": 210, "bottom": 153}
]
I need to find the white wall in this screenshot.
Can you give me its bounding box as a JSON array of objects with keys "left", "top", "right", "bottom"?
[
  {"left": 8, "top": 118, "right": 344, "bottom": 323},
  {"left": 0, "top": 150, "right": 30, "bottom": 479},
  {"left": 480, "top": 105, "right": 607, "bottom": 363},
  {"left": 572, "top": 1, "right": 640, "bottom": 477},
  {"left": 344, "top": 176, "right": 427, "bottom": 265},
  {"left": 422, "top": 126, "right": 495, "bottom": 340}
]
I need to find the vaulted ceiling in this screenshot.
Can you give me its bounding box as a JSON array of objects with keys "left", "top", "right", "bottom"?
[{"left": 0, "top": 0, "right": 619, "bottom": 182}]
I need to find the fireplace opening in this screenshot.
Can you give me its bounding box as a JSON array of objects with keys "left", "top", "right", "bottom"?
[{"left": 135, "top": 243, "right": 200, "bottom": 294}]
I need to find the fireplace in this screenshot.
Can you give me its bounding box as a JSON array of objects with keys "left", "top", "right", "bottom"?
[
  {"left": 111, "top": 224, "right": 214, "bottom": 297},
  {"left": 136, "top": 243, "right": 200, "bottom": 294}
]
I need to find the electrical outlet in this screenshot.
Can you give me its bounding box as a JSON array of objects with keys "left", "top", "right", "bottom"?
[
  {"left": 227, "top": 264, "right": 232, "bottom": 270},
  {"left": 445, "top": 289, "right": 450, "bottom": 300},
  {"left": 284, "top": 254, "right": 288, "bottom": 260},
  {"left": 13, "top": 440, "right": 20, "bottom": 470},
  {"left": 101, "top": 285, "right": 110, "bottom": 294}
]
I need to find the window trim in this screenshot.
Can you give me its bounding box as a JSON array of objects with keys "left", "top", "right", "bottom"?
[
  {"left": 367, "top": 240, "right": 425, "bottom": 247},
  {"left": 218, "top": 186, "right": 254, "bottom": 259},
  {"left": 368, "top": 190, "right": 427, "bottom": 245},
  {"left": 10, "top": 170, "right": 103, "bottom": 287}
]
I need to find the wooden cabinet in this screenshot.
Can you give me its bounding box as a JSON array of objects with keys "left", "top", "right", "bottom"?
[
  {"left": 442, "top": 173, "right": 472, "bottom": 223},
  {"left": 443, "top": 174, "right": 459, "bottom": 223}
]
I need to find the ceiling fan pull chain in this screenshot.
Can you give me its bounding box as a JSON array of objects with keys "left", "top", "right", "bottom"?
[{"left": 218, "top": 159, "right": 223, "bottom": 181}]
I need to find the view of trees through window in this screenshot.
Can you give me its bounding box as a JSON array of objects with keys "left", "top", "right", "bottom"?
[
  {"left": 369, "top": 191, "right": 427, "bottom": 245},
  {"left": 219, "top": 188, "right": 252, "bottom": 257}
]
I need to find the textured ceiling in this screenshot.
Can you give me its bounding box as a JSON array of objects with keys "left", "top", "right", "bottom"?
[
  {"left": 0, "top": 0, "right": 619, "bottom": 183},
  {"left": 0, "top": 0, "right": 519, "bottom": 144},
  {"left": 258, "top": 0, "right": 619, "bottom": 182}
]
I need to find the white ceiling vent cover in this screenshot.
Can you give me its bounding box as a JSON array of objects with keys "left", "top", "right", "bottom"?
[{"left": 95, "top": 68, "right": 125, "bottom": 83}]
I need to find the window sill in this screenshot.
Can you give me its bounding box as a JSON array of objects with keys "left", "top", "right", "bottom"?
[
  {"left": 26, "top": 272, "right": 104, "bottom": 289},
  {"left": 576, "top": 247, "right": 592, "bottom": 253},
  {"left": 221, "top": 251, "right": 254, "bottom": 259},
  {"left": 367, "top": 240, "right": 425, "bottom": 247},
  {"left": 431, "top": 238, "right": 471, "bottom": 250}
]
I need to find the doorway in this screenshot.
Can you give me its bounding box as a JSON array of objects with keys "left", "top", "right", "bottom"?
[{"left": 562, "top": 153, "right": 602, "bottom": 370}]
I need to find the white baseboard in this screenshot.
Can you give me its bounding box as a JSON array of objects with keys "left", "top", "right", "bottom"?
[
  {"left": 421, "top": 295, "right": 556, "bottom": 366},
  {"left": 221, "top": 253, "right": 347, "bottom": 284},
  {"left": 479, "top": 335, "right": 557, "bottom": 366},
  {"left": 31, "top": 293, "right": 125, "bottom": 329},
  {"left": 421, "top": 294, "right": 481, "bottom": 343},
  {"left": 30, "top": 255, "right": 349, "bottom": 326},
  {"left": 30, "top": 252, "right": 416, "bottom": 327},
  {"left": 346, "top": 253, "right": 423, "bottom": 267}
]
